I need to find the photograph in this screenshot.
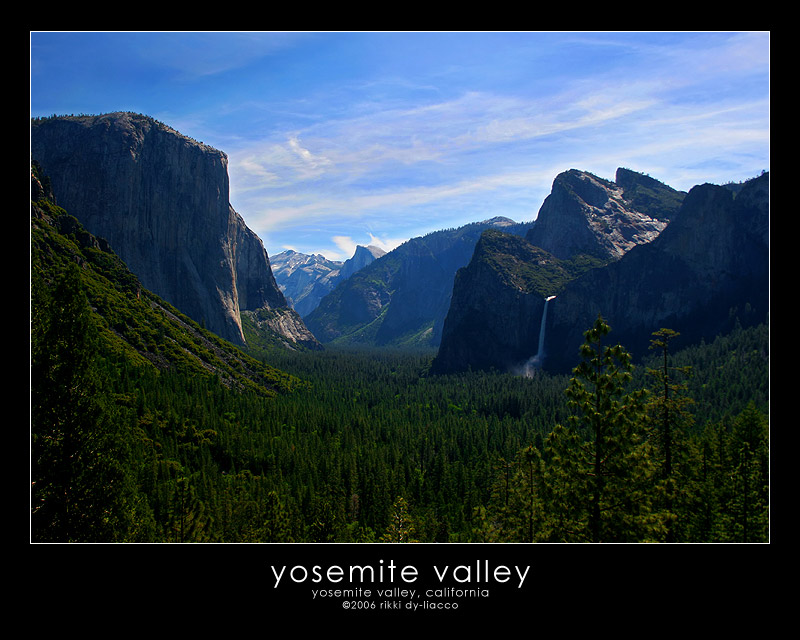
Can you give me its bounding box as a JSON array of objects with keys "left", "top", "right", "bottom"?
[{"left": 30, "top": 30, "right": 770, "bottom": 614}]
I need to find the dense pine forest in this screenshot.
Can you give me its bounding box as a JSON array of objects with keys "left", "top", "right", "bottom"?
[{"left": 30, "top": 178, "right": 769, "bottom": 543}]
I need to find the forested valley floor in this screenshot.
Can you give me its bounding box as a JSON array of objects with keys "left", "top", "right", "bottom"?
[{"left": 31, "top": 255, "right": 769, "bottom": 543}]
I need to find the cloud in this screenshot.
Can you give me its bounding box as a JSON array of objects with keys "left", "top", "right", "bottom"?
[
  {"left": 225, "top": 32, "right": 768, "bottom": 250},
  {"left": 30, "top": 31, "right": 768, "bottom": 263},
  {"left": 238, "top": 162, "right": 556, "bottom": 237},
  {"left": 326, "top": 232, "right": 406, "bottom": 261},
  {"left": 332, "top": 235, "right": 357, "bottom": 259},
  {"left": 229, "top": 78, "right": 677, "bottom": 202},
  {"left": 367, "top": 232, "right": 406, "bottom": 253},
  {"left": 287, "top": 135, "right": 333, "bottom": 172}
]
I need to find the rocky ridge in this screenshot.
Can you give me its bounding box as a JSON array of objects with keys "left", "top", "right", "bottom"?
[
  {"left": 524, "top": 168, "right": 681, "bottom": 260},
  {"left": 270, "top": 250, "right": 344, "bottom": 317},
  {"left": 542, "top": 172, "right": 769, "bottom": 372},
  {"left": 271, "top": 244, "right": 386, "bottom": 317}
]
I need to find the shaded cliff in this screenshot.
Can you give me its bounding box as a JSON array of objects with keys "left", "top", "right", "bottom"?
[
  {"left": 431, "top": 229, "right": 594, "bottom": 373},
  {"left": 31, "top": 112, "right": 319, "bottom": 350},
  {"left": 543, "top": 172, "right": 769, "bottom": 372},
  {"left": 433, "top": 168, "right": 694, "bottom": 374}
]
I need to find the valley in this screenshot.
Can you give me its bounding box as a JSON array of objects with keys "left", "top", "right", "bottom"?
[{"left": 30, "top": 113, "right": 769, "bottom": 544}]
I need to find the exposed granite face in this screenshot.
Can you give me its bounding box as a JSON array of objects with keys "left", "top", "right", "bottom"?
[
  {"left": 338, "top": 245, "right": 387, "bottom": 281},
  {"left": 241, "top": 307, "right": 322, "bottom": 351},
  {"left": 525, "top": 169, "right": 678, "bottom": 260},
  {"left": 270, "top": 250, "right": 344, "bottom": 318},
  {"left": 31, "top": 112, "right": 318, "bottom": 349}
]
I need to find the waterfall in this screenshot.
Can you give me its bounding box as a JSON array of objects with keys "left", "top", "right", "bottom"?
[
  {"left": 521, "top": 295, "right": 556, "bottom": 377},
  {"left": 536, "top": 295, "right": 556, "bottom": 363}
]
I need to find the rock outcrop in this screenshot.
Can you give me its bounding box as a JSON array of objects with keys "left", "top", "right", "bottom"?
[
  {"left": 431, "top": 230, "right": 572, "bottom": 373},
  {"left": 31, "top": 112, "right": 319, "bottom": 350},
  {"left": 270, "top": 250, "right": 344, "bottom": 318},
  {"left": 338, "top": 245, "right": 387, "bottom": 282},
  {"left": 433, "top": 169, "right": 768, "bottom": 375},
  {"left": 524, "top": 168, "right": 681, "bottom": 260}
]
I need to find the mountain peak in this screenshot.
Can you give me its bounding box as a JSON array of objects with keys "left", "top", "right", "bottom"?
[
  {"left": 526, "top": 168, "right": 682, "bottom": 260},
  {"left": 435, "top": 170, "right": 767, "bottom": 376},
  {"left": 354, "top": 244, "right": 387, "bottom": 259},
  {"left": 482, "top": 216, "right": 517, "bottom": 227}
]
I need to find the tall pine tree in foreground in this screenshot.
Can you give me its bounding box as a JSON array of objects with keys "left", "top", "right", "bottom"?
[
  {"left": 543, "top": 315, "right": 663, "bottom": 542},
  {"left": 646, "top": 328, "right": 696, "bottom": 542}
]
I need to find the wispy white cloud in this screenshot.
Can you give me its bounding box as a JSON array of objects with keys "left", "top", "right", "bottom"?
[
  {"left": 287, "top": 135, "right": 333, "bottom": 172},
  {"left": 367, "top": 232, "right": 406, "bottom": 253},
  {"left": 212, "top": 32, "right": 769, "bottom": 257},
  {"left": 228, "top": 84, "right": 700, "bottom": 234},
  {"left": 331, "top": 235, "right": 357, "bottom": 259},
  {"left": 31, "top": 30, "right": 768, "bottom": 264},
  {"left": 230, "top": 85, "right": 659, "bottom": 205}
]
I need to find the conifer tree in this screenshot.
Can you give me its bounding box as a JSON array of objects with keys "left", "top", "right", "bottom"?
[
  {"left": 689, "top": 405, "right": 769, "bottom": 542},
  {"left": 380, "top": 496, "right": 418, "bottom": 542},
  {"left": 543, "top": 315, "right": 662, "bottom": 542},
  {"left": 476, "top": 446, "right": 547, "bottom": 542},
  {"left": 260, "top": 491, "right": 295, "bottom": 542},
  {"left": 646, "top": 328, "right": 695, "bottom": 541},
  {"left": 725, "top": 404, "right": 769, "bottom": 542},
  {"left": 31, "top": 263, "right": 149, "bottom": 541},
  {"left": 165, "top": 475, "right": 210, "bottom": 542}
]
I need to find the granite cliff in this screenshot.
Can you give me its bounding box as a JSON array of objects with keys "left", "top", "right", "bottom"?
[
  {"left": 433, "top": 168, "right": 734, "bottom": 374},
  {"left": 524, "top": 168, "right": 681, "bottom": 260},
  {"left": 542, "top": 172, "right": 769, "bottom": 372},
  {"left": 31, "top": 112, "right": 319, "bottom": 350},
  {"left": 431, "top": 229, "right": 582, "bottom": 374},
  {"left": 270, "top": 250, "right": 344, "bottom": 318}
]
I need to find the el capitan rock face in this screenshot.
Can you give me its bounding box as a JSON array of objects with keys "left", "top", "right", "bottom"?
[{"left": 31, "top": 112, "right": 319, "bottom": 349}]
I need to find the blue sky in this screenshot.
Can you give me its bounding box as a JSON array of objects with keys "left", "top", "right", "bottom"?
[{"left": 30, "top": 31, "right": 770, "bottom": 261}]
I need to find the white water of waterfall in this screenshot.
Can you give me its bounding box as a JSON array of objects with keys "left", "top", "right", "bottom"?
[{"left": 521, "top": 295, "right": 556, "bottom": 377}]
